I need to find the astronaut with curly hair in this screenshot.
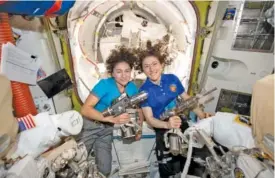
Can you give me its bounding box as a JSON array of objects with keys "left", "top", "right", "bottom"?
[
  {"left": 135, "top": 40, "right": 211, "bottom": 178},
  {"left": 76, "top": 46, "right": 143, "bottom": 176}
]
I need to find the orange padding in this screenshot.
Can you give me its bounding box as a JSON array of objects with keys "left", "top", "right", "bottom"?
[
  {"left": 45, "top": 0, "right": 62, "bottom": 16},
  {"left": 0, "top": 13, "right": 37, "bottom": 117}
]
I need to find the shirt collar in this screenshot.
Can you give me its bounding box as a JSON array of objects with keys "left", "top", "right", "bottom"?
[{"left": 144, "top": 74, "right": 165, "bottom": 87}]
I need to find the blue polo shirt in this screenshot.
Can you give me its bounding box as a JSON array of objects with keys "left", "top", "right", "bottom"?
[
  {"left": 139, "top": 74, "right": 185, "bottom": 119},
  {"left": 91, "top": 77, "right": 138, "bottom": 112}
]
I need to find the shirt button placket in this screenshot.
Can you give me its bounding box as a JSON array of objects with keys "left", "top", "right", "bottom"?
[{"left": 160, "top": 86, "right": 165, "bottom": 95}]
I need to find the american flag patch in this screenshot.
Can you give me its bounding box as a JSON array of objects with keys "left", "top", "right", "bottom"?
[{"left": 17, "top": 114, "right": 36, "bottom": 131}]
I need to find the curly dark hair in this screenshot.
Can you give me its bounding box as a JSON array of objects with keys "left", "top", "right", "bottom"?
[
  {"left": 134, "top": 39, "right": 172, "bottom": 73},
  {"left": 105, "top": 45, "right": 138, "bottom": 74}
]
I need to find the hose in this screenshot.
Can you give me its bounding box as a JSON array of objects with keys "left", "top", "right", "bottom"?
[
  {"left": 181, "top": 132, "right": 193, "bottom": 178},
  {"left": 0, "top": 13, "right": 37, "bottom": 117}
]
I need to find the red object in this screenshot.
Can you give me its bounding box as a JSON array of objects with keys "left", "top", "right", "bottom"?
[
  {"left": 0, "top": 0, "right": 6, "bottom": 5},
  {"left": 45, "top": 0, "right": 62, "bottom": 16},
  {"left": 0, "top": 13, "right": 37, "bottom": 117}
]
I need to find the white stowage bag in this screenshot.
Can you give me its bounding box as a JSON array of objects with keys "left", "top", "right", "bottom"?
[
  {"left": 193, "top": 112, "right": 255, "bottom": 150},
  {"left": 212, "top": 112, "right": 255, "bottom": 149},
  {"left": 10, "top": 110, "right": 83, "bottom": 159}
]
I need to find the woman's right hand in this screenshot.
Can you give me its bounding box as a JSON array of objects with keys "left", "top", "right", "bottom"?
[
  {"left": 167, "top": 116, "right": 182, "bottom": 129},
  {"left": 112, "top": 113, "right": 130, "bottom": 124}
]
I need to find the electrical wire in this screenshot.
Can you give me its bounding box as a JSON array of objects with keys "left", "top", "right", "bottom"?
[
  {"left": 181, "top": 132, "right": 193, "bottom": 178},
  {"left": 147, "top": 141, "right": 156, "bottom": 161},
  {"left": 112, "top": 141, "right": 121, "bottom": 168}
]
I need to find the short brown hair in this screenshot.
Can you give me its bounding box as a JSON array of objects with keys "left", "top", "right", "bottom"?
[
  {"left": 134, "top": 40, "right": 172, "bottom": 73},
  {"left": 106, "top": 45, "right": 138, "bottom": 74}
]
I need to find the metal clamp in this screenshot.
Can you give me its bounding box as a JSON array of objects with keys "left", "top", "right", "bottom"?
[{"left": 163, "top": 128, "right": 187, "bottom": 156}]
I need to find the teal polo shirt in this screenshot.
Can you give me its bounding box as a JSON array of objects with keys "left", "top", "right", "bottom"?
[{"left": 91, "top": 77, "right": 138, "bottom": 112}]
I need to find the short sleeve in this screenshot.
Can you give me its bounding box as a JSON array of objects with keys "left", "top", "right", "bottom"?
[
  {"left": 172, "top": 74, "right": 185, "bottom": 95},
  {"left": 139, "top": 88, "right": 149, "bottom": 108},
  {"left": 126, "top": 82, "right": 139, "bottom": 97},
  {"left": 91, "top": 79, "right": 107, "bottom": 99}
]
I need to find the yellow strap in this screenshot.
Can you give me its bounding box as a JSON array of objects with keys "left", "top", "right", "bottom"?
[{"left": 233, "top": 115, "right": 251, "bottom": 127}]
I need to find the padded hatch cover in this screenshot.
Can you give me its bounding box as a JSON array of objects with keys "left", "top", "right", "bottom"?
[
  {"left": 0, "top": 75, "right": 18, "bottom": 159},
  {"left": 251, "top": 74, "right": 274, "bottom": 157}
]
